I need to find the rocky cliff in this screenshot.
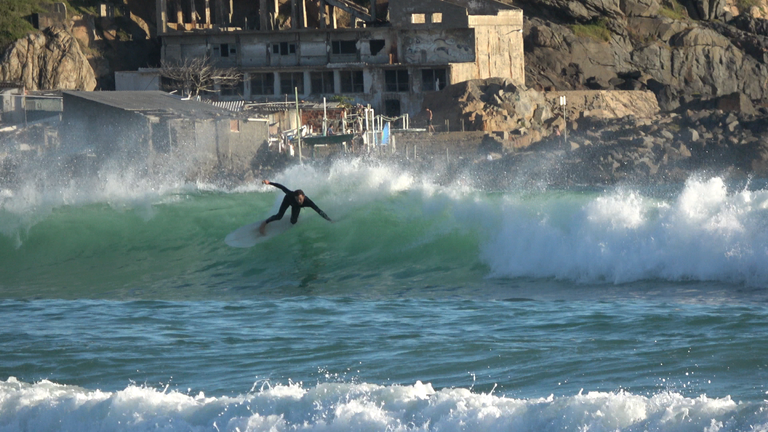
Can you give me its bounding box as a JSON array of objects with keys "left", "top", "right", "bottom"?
[
  {"left": 514, "top": 0, "right": 768, "bottom": 111},
  {"left": 0, "top": 0, "right": 159, "bottom": 91},
  {"left": 0, "top": 26, "right": 96, "bottom": 91}
]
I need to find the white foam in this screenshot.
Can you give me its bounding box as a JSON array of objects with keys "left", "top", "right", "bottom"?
[
  {"left": 0, "top": 378, "right": 764, "bottom": 432},
  {"left": 482, "top": 177, "right": 768, "bottom": 285}
]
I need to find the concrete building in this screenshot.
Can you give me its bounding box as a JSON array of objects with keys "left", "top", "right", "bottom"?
[
  {"left": 115, "top": 69, "right": 162, "bottom": 91},
  {"left": 60, "top": 91, "right": 268, "bottom": 173},
  {"left": 155, "top": 0, "right": 523, "bottom": 117},
  {"left": 1, "top": 83, "right": 63, "bottom": 125}
]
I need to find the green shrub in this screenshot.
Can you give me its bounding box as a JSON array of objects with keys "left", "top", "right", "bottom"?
[
  {"left": 0, "top": 0, "right": 52, "bottom": 50},
  {"left": 331, "top": 95, "right": 354, "bottom": 108},
  {"left": 736, "top": 0, "right": 760, "bottom": 12},
  {"left": 570, "top": 18, "right": 612, "bottom": 42},
  {"left": 659, "top": 0, "right": 688, "bottom": 20},
  {"left": 65, "top": 0, "right": 101, "bottom": 16},
  {"left": 659, "top": 6, "right": 685, "bottom": 19}
]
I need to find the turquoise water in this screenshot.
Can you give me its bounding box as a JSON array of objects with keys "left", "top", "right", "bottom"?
[{"left": 2, "top": 159, "right": 768, "bottom": 431}]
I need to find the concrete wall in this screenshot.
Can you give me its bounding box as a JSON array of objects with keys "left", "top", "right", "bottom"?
[
  {"left": 61, "top": 94, "right": 267, "bottom": 176},
  {"left": 231, "top": 118, "right": 269, "bottom": 171},
  {"left": 389, "top": 0, "right": 469, "bottom": 28},
  {"left": 115, "top": 71, "right": 161, "bottom": 91},
  {"left": 61, "top": 93, "right": 151, "bottom": 162},
  {"left": 468, "top": 10, "right": 524, "bottom": 86},
  {"left": 400, "top": 29, "right": 474, "bottom": 64}
]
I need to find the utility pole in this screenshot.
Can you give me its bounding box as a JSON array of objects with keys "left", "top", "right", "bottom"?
[
  {"left": 295, "top": 86, "right": 302, "bottom": 164},
  {"left": 559, "top": 95, "right": 567, "bottom": 146},
  {"left": 22, "top": 85, "right": 27, "bottom": 128}
]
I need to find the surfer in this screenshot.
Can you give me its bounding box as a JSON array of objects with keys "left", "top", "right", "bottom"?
[{"left": 259, "top": 180, "right": 332, "bottom": 234}]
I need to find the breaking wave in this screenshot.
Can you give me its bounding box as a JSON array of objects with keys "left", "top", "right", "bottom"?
[{"left": 1, "top": 378, "right": 764, "bottom": 432}]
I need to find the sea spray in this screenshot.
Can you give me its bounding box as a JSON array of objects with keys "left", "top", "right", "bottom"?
[
  {"left": 4, "top": 158, "right": 768, "bottom": 288},
  {"left": 482, "top": 176, "right": 768, "bottom": 285}
]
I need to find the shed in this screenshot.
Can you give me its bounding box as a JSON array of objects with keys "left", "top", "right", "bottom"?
[{"left": 60, "top": 91, "right": 268, "bottom": 174}]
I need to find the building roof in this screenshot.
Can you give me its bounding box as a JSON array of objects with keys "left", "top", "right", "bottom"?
[
  {"left": 206, "top": 100, "right": 245, "bottom": 112},
  {"left": 0, "top": 82, "right": 22, "bottom": 89},
  {"left": 61, "top": 91, "right": 234, "bottom": 118}
]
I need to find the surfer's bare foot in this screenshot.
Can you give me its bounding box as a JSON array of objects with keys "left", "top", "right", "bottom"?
[{"left": 258, "top": 221, "right": 267, "bottom": 235}]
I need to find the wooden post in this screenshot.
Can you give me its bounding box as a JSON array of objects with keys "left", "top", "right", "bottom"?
[
  {"left": 370, "top": 0, "right": 376, "bottom": 22},
  {"left": 259, "top": 0, "right": 267, "bottom": 30},
  {"left": 329, "top": 5, "right": 336, "bottom": 29},
  {"left": 189, "top": 0, "right": 197, "bottom": 25},
  {"left": 176, "top": 0, "right": 183, "bottom": 24},
  {"left": 319, "top": 0, "right": 326, "bottom": 28},
  {"left": 299, "top": 0, "right": 307, "bottom": 28},
  {"left": 272, "top": 0, "right": 279, "bottom": 28},
  {"left": 158, "top": 0, "right": 167, "bottom": 34}
]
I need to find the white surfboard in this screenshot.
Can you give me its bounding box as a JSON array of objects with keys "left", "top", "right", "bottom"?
[{"left": 224, "top": 218, "right": 293, "bottom": 248}]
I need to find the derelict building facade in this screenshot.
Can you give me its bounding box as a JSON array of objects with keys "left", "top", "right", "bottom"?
[{"left": 156, "top": 0, "right": 524, "bottom": 117}]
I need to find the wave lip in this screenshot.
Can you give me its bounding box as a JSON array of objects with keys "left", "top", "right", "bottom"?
[
  {"left": 482, "top": 177, "right": 768, "bottom": 285},
  {"left": 1, "top": 378, "right": 763, "bottom": 431}
]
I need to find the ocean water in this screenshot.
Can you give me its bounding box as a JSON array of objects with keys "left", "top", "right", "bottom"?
[{"left": 2, "top": 157, "right": 768, "bottom": 431}]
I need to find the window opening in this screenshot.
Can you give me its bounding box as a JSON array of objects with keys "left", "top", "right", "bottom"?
[
  {"left": 340, "top": 71, "right": 364, "bottom": 93},
  {"left": 251, "top": 73, "right": 274, "bottom": 96},
  {"left": 280, "top": 72, "right": 304, "bottom": 94},
  {"left": 385, "top": 70, "right": 409, "bottom": 92},
  {"left": 332, "top": 40, "right": 357, "bottom": 54},
  {"left": 311, "top": 71, "right": 335, "bottom": 94},
  {"left": 421, "top": 68, "right": 447, "bottom": 91}
]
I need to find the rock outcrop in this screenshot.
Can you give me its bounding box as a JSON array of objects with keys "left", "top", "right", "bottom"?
[
  {"left": 0, "top": 26, "right": 96, "bottom": 91},
  {"left": 544, "top": 90, "right": 660, "bottom": 119},
  {"left": 520, "top": 0, "right": 768, "bottom": 112},
  {"left": 421, "top": 78, "right": 553, "bottom": 132}
]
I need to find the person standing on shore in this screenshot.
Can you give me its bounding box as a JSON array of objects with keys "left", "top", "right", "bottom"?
[{"left": 426, "top": 108, "right": 435, "bottom": 133}]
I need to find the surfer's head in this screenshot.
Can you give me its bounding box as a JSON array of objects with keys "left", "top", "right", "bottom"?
[{"left": 295, "top": 190, "right": 305, "bottom": 204}]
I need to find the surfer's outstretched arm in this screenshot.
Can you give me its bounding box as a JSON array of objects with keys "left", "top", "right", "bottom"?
[
  {"left": 262, "top": 179, "right": 291, "bottom": 195},
  {"left": 304, "top": 197, "right": 332, "bottom": 222}
]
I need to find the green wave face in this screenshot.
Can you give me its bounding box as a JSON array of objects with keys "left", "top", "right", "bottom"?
[
  {"left": 0, "top": 163, "right": 491, "bottom": 300},
  {"left": 4, "top": 158, "right": 768, "bottom": 300}
]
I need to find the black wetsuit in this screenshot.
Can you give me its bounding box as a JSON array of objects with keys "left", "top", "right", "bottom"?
[{"left": 264, "top": 182, "right": 332, "bottom": 225}]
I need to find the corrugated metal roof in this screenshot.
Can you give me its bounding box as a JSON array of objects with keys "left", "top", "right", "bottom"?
[
  {"left": 244, "top": 101, "right": 346, "bottom": 112},
  {"left": 62, "top": 91, "right": 233, "bottom": 117},
  {"left": 207, "top": 100, "right": 245, "bottom": 112}
]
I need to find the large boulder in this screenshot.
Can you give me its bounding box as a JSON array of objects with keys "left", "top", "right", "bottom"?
[
  {"left": 0, "top": 26, "right": 96, "bottom": 91},
  {"left": 728, "top": 15, "right": 768, "bottom": 36},
  {"left": 423, "top": 78, "right": 553, "bottom": 132},
  {"left": 620, "top": 0, "right": 662, "bottom": 17}
]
